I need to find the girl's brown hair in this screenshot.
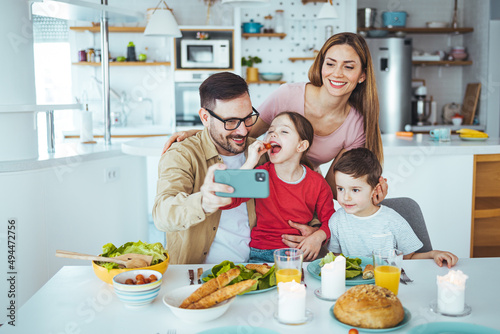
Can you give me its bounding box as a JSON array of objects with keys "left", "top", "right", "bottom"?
[
  {"left": 274, "top": 111, "right": 314, "bottom": 170},
  {"left": 308, "top": 32, "right": 384, "bottom": 165}
]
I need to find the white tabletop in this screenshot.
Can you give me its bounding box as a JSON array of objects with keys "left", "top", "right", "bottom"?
[{"left": 1, "top": 258, "right": 499, "bottom": 333}]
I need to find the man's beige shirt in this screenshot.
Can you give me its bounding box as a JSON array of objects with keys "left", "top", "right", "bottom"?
[{"left": 153, "top": 128, "right": 266, "bottom": 264}]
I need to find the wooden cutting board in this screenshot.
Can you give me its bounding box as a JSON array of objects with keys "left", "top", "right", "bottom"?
[{"left": 462, "top": 83, "right": 481, "bottom": 125}]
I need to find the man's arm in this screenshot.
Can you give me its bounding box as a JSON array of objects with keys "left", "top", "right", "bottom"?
[{"left": 152, "top": 150, "right": 232, "bottom": 232}]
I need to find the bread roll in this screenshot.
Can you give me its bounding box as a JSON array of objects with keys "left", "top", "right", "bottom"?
[{"left": 333, "top": 285, "right": 404, "bottom": 329}]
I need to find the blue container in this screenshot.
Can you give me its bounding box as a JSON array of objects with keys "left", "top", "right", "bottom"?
[
  {"left": 382, "top": 11, "right": 407, "bottom": 27},
  {"left": 242, "top": 19, "right": 263, "bottom": 33}
]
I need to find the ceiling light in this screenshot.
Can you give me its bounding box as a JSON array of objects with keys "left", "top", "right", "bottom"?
[
  {"left": 318, "top": 0, "right": 338, "bottom": 20},
  {"left": 144, "top": 1, "right": 182, "bottom": 37}
]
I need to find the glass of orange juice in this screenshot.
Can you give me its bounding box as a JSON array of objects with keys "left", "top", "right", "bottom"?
[
  {"left": 372, "top": 249, "right": 403, "bottom": 295},
  {"left": 274, "top": 248, "right": 303, "bottom": 284}
]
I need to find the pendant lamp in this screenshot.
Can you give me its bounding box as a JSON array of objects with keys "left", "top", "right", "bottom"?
[
  {"left": 317, "top": 0, "right": 338, "bottom": 19},
  {"left": 144, "top": 0, "right": 182, "bottom": 37}
]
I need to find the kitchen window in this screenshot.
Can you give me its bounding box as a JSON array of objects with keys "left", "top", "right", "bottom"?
[{"left": 33, "top": 16, "right": 73, "bottom": 143}]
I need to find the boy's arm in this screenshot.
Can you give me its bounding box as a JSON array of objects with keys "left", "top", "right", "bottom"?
[{"left": 404, "top": 250, "right": 459, "bottom": 268}]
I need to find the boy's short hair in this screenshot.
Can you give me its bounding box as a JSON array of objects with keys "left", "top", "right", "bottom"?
[{"left": 334, "top": 148, "right": 382, "bottom": 188}]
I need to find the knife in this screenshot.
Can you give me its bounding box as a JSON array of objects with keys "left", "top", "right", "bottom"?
[{"left": 188, "top": 269, "right": 195, "bottom": 285}]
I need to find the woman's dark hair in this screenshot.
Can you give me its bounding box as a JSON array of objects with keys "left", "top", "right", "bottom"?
[
  {"left": 333, "top": 148, "right": 382, "bottom": 188},
  {"left": 199, "top": 72, "right": 249, "bottom": 110},
  {"left": 274, "top": 111, "right": 314, "bottom": 170},
  {"left": 308, "top": 32, "right": 384, "bottom": 166}
]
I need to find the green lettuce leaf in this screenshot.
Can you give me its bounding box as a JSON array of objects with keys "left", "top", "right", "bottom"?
[
  {"left": 98, "top": 240, "right": 167, "bottom": 270},
  {"left": 318, "top": 252, "right": 363, "bottom": 279}
]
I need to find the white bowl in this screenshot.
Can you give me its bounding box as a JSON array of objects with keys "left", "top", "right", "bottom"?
[
  {"left": 426, "top": 21, "right": 448, "bottom": 28},
  {"left": 163, "top": 285, "right": 236, "bottom": 323},
  {"left": 260, "top": 72, "right": 283, "bottom": 81},
  {"left": 452, "top": 118, "right": 463, "bottom": 126},
  {"left": 113, "top": 269, "right": 163, "bottom": 307}
]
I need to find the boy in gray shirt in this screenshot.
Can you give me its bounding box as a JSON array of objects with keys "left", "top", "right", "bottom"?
[{"left": 327, "top": 148, "right": 458, "bottom": 268}]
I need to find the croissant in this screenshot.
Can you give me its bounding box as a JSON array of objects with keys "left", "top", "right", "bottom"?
[
  {"left": 179, "top": 267, "right": 240, "bottom": 308},
  {"left": 187, "top": 279, "right": 257, "bottom": 309},
  {"left": 363, "top": 264, "right": 374, "bottom": 279},
  {"left": 245, "top": 263, "right": 271, "bottom": 275}
]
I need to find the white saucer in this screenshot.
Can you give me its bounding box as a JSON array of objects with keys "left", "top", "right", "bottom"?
[
  {"left": 314, "top": 288, "right": 338, "bottom": 301},
  {"left": 273, "top": 309, "right": 313, "bottom": 326},
  {"left": 429, "top": 301, "right": 472, "bottom": 317}
]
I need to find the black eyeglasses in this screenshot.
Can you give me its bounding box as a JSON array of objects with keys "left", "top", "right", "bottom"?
[{"left": 204, "top": 107, "right": 260, "bottom": 131}]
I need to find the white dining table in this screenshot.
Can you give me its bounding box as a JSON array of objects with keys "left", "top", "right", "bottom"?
[{"left": 1, "top": 258, "right": 499, "bottom": 334}]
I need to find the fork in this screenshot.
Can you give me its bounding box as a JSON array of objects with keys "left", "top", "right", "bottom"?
[{"left": 400, "top": 268, "right": 413, "bottom": 283}]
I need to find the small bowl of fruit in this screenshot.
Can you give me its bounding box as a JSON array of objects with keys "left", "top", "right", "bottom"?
[{"left": 112, "top": 269, "right": 163, "bottom": 307}]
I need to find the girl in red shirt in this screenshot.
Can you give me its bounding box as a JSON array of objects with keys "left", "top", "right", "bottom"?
[{"left": 222, "top": 111, "right": 335, "bottom": 262}]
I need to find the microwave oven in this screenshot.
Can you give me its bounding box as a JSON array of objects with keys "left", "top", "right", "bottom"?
[{"left": 180, "top": 39, "right": 230, "bottom": 69}]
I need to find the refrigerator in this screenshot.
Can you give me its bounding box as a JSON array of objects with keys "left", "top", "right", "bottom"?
[{"left": 365, "top": 37, "right": 412, "bottom": 134}]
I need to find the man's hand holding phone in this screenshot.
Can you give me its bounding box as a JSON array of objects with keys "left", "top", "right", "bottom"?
[{"left": 200, "top": 164, "right": 233, "bottom": 214}]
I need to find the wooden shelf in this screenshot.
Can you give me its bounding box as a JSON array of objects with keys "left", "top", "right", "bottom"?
[
  {"left": 247, "top": 81, "right": 286, "bottom": 84},
  {"left": 472, "top": 246, "right": 500, "bottom": 258},
  {"left": 72, "top": 61, "right": 171, "bottom": 66},
  {"left": 412, "top": 60, "right": 473, "bottom": 66},
  {"left": 475, "top": 197, "right": 500, "bottom": 218},
  {"left": 70, "top": 26, "right": 145, "bottom": 33},
  {"left": 289, "top": 57, "right": 316, "bottom": 62},
  {"left": 242, "top": 33, "right": 287, "bottom": 39},
  {"left": 357, "top": 27, "right": 473, "bottom": 34}
]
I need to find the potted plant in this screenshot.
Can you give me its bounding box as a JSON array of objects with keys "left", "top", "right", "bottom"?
[{"left": 241, "top": 56, "right": 262, "bottom": 82}]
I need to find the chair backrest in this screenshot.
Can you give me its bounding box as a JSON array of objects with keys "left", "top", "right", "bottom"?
[{"left": 380, "top": 197, "right": 433, "bottom": 253}]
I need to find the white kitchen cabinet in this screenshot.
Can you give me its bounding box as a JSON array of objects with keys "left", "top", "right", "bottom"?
[{"left": 0, "top": 152, "right": 148, "bottom": 321}]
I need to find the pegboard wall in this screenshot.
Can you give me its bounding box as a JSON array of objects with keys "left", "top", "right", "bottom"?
[{"left": 240, "top": 0, "right": 356, "bottom": 107}]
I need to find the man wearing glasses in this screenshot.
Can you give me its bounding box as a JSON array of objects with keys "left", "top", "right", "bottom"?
[{"left": 153, "top": 72, "right": 267, "bottom": 264}]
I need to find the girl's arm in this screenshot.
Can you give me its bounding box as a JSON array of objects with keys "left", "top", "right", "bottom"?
[{"left": 241, "top": 141, "right": 269, "bottom": 170}]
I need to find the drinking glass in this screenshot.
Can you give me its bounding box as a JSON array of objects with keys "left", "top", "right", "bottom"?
[
  {"left": 274, "top": 248, "right": 303, "bottom": 284},
  {"left": 372, "top": 249, "right": 403, "bottom": 295}
]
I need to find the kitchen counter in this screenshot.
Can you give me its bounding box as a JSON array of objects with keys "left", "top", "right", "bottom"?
[
  {"left": 121, "top": 134, "right": 500, "bottom": 158},
  {"left": 382, "top": 134, "right": 500, "bottom": 156},
  {"left": 0, "top": 139, "right": 126, "bottom": 173},
  {"left": 62, "top": 125, "right": 172, "bottom": 139}
]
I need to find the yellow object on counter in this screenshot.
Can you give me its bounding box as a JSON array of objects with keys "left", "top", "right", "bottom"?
[
  {"left": 396, "top": 131, "right": 414, "bottom": 137},
  {"left": 456, "top": 128, "right": 488, "bottom": 138}
]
